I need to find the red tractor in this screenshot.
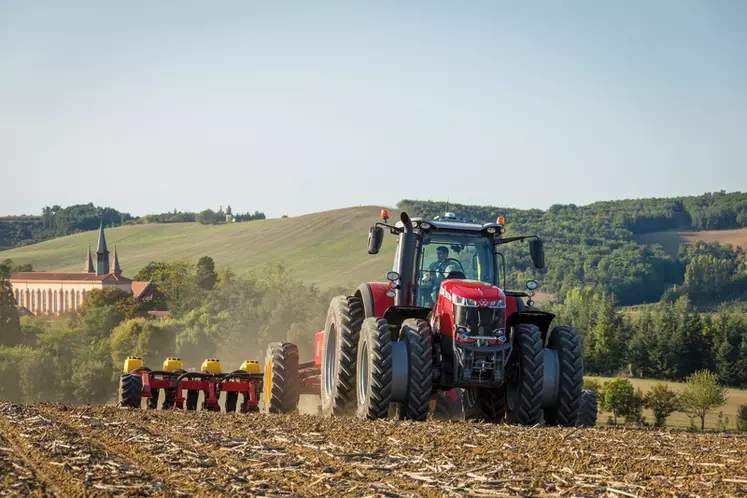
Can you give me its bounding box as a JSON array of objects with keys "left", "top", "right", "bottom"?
[{"left": 263, "top": 210, "right": 595, "bottom": 426}]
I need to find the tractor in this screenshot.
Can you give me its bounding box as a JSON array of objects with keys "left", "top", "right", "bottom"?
[{"left": 262, "top": 209, "right": 597, "bottom": 426}]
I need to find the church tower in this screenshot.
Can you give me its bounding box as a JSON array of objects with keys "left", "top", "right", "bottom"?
[
  {"left": 95, "top": 220, "right": 110, "bottom": 276},
  {"left": 112, "top": 246, "right": 122, "bottom": 276},
  {"left": 84, "top": 246, "right": 94, "bottom": 273}
]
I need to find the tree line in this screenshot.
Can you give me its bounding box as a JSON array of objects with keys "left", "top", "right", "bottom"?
[
  {"left": 0, "top": 203, "right": 267, "bottom": 249},
  {"left": 550, "top": 288, "right": 747, "bottom": 387}
]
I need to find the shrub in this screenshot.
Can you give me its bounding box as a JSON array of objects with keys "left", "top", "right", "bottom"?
[
  {"left": 602, "top": 378, "right": 644, "bottom": 425},
  {"left": 737, "top": 405, "right": 747, "bottom": 431},
  {"left": 679, "top": 370, "right": 728, "bottom": 431},
  {"left": 644, "top": 383, "right": 681, "bottom": 427}
]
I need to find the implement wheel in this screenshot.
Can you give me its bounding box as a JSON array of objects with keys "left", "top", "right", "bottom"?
[
  {"left": 392, "top": 319, "right": 433, "bottom": 421},
  {"left": 355, "top": 318, "right": 392, "bottom": 420},
  {"left": 320, "top": 296, "right": 364, "bottom": 417},
  {"left": 543, "top": 326, "right": 584, "bottom": 427},
  {"left": 462, "top": 387, "right": 505, "bottom": 422},
  {"left": 186, "top": 391, "right": 199, "bottom": 411},
  {"left": 505, "top": 323, "right": 544, "bottom": 426},
  {"left": 576, "top": 390, "right": 598, "bottom": 428},
  {"left": 119, "top": 374, "right": 143, "bottom": 408},
  {"left": 264, "top": 342, "right": 300, "bottom": 413}
]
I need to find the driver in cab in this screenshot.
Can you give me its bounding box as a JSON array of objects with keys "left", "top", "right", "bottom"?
[{"left": 422, "top": 246, "right": 458, "bottom": 306}]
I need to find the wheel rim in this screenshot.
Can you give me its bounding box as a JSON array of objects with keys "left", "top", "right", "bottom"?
[
  {"left": 264, "top": 356, "right": 273, "bottom": 410},
  {"left": 357, "top": 339, "right": 369, "bottom": 405},
  {"left": 323, "top": 325, "right": 338, "bottom": 398}
]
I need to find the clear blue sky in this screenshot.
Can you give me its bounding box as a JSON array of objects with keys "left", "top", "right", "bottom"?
[{"left": 1, "top": 1, "right": 745, "bottom": 218}]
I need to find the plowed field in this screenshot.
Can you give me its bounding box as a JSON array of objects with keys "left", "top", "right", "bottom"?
[{"left": 0, "top": 402, "right": 746, "bottom": 497}]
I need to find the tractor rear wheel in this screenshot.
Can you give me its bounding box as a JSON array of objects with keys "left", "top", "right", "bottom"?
[
  {"left": 432, "top": 390, "right": 464, "bottom": 421},
  {"left": 186, "top": 391, "right": 199, "bottom": 411},
  {"left": 392, "top": 319, "right": 433, "bottom": 421},
  {"left": 355, "top": 317, "right": 392, "bottom": 420},
  {"left": 543, "top": 326, "right": 584, "bottom": 427},
  {"left": 321, "top": 296, "right": 364, "bottom": 417},
  {"left": 462, "top": 387, "right": 506, "bottom": 422},
  {"left": 119, "top": 374, "right": 143, "bottom": 408},
  {"left": 264, "top": 342, "right": 300, "bottom": 413},
  {"left": 576, "top": 390, "right": 598, "bottom": 427},
  {"left": 505, "top": 323, "right": 544, "bottom": 426}
]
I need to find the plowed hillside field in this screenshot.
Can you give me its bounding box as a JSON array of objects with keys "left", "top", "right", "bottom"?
[{"left": 1, "top": 403, "right": 746, "bottom": 497}]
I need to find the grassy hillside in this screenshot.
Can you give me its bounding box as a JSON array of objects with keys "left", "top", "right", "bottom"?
[
  {"left": 0, "top": 206, "right": 397, "bottom": 290},
  {"left": 636, "top": 228, "right": 747, "bottom": 257},
  {"left": 587, "top": 376, "right": 747, "bottom": 429}
]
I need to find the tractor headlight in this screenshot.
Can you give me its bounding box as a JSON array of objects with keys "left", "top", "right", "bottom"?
[
  {"left": 487, "top": 300, "right": 506, "bottom": 309},
  {"left": 452, "top": 295, "right": 477, "bottom": 307}
]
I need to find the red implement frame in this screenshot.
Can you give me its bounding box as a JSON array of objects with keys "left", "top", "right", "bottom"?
[{"left": 132, "top": 369, "right": 263, "bottom": 411}]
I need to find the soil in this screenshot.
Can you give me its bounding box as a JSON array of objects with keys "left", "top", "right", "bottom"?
[{"left": 1, "top": 401, "right": 746, "bottom": 497}]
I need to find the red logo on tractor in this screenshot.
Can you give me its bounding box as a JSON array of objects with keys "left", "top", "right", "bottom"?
[{"left": 478, "top": 299, "right": 489, "bottom": 307}]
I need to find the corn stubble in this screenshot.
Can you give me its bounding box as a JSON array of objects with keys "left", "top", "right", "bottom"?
[{"left": 0, "top": 401, "right": 745, "bottom": 497}]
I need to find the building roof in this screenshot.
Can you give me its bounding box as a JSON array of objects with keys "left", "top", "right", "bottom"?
[
  {"left": 131, "top": 281, "right": 152, "bottom": 297},
  {"left": 96, "top": 221, "right": 108, "bottom": 254},
  {"left": 10, "top": 272, "right": 131, "bottom": 282}
]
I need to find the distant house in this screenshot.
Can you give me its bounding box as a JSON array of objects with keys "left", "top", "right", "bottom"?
[
  {"left": 9, "top": 222, "right": 158, "bottom": 316},
  {"left": 147, "top": 310, "right": 170, "bottom": 322}
]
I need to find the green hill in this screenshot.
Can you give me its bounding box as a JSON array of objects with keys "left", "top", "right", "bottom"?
[{"left": 0, "top": 206, "right": 396, "bottom": 289}]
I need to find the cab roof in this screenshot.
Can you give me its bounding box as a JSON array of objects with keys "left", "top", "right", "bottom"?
[{"left": 395, "top": 215, "right": 504, "bottom": 234}]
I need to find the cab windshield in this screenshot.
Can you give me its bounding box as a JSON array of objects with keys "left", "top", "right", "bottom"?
[{"left": 416, "top": 233, "right": 497, "bottom": 307}]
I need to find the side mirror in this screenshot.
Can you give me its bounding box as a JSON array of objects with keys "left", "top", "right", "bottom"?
[
  {"left": 529, "top": 239, "right": 545, "bottom": 268},
  {"left": 367, "top": 226, "right": 384, "bottom": 254}
]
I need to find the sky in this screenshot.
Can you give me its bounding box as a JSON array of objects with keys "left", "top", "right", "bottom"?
[{"left": 1, "top": 1, "right": 745, "bottom": 218}]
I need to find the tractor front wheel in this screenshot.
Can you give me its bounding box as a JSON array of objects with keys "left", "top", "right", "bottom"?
[
  {"left": 543, "top": 326, "right": 584, "bottom": 427},
  {"left": 355, "top": 317, "right": 392, "bottom": 420},
  {"left": 392, "top": 319, "right": 433, "bottom": 421},
  {"left": 320, "top": 296, "right": 364, "bottom": 417},
  {"left": 505, "top": 323, "right": 544, "bottom": 426},
  {"left": 119, "top": 374, "right": 143, "bottom": 408},
  {"left": 264, "top": 342, "right": 300, "bottom": 413}
]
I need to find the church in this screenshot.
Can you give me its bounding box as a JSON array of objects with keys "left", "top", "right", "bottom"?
[{"left": 10, "top": 223, "right": 156, "bottom": 316}]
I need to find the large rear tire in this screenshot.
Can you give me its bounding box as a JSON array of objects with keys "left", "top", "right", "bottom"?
[
  {"left": 576, "top": 390, "right": 598, "bottom": 428},
  {"left": 355, "top": 318, "right": 392, "bottom": 420},
  {"left": 462, "top": 387, "right": 506, "bottom": 422},
  {"left": 320, "top": 296, "right": 364, "bottom": 417},
  {"left": 543, "top": 326, "right": 584, "bottom": 427},
  {"left": 119, "top": 374, "right": 143, "bottom": 408},
  {"left": 393, "top": 319, "right": 433, "bottom": 421},
  {"left": 264, "top": 342, "right": 300, "bottom": 413},
  {"left": 505, "top": 323, "right": 544, "bottom": 426}
]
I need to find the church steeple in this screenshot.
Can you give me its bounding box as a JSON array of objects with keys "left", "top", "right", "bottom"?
[
  {"left": 95, "top": 218, "right": 110, "bottom": 276},
  {"left": 84, "top": 245, "right": 94, "bottom": 273},
  {"left": 112, "top": 246, "right": 122, "bottom": 275}
]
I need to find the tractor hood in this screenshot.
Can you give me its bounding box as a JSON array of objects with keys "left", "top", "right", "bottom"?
[{"left": 440, "top": 280, "right": 506, "bottom": 307}]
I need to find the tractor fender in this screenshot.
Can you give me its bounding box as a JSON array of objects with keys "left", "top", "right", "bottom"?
[
  {"left": 355, "top": 282, "right": 394, "bottom": 318},
  {"left": 506, "top": 310, "right": 556, "bottom": 344}
]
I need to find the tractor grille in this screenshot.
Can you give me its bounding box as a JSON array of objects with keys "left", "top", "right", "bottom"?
[{"left": 454, "top": 305, "right": 505, "bottom": 337}]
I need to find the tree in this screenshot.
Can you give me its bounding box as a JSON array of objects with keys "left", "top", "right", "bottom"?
[
  {"left": 602, "top": 378, "right": 643, "bottom": 425},
  {"left": 0, "top": 276, "right": 21, "bottom": 346},
  {"left": 644, "top": 383, "right": 680, "bottom": 427},
  {"left": 196, "top": 256, "right": 218, "bottom": 291},
  {"left": 79, "top": 288, "right": 130, "bottom": 314},
  {"left": 133, "top": 261, "right": 167, "bottom": 282},
  {"left": 679, "top": 370, "right": 728, "bottom": 430},
  {"left": 737, "top": 405, "right": 747, "bottom": 431}
]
